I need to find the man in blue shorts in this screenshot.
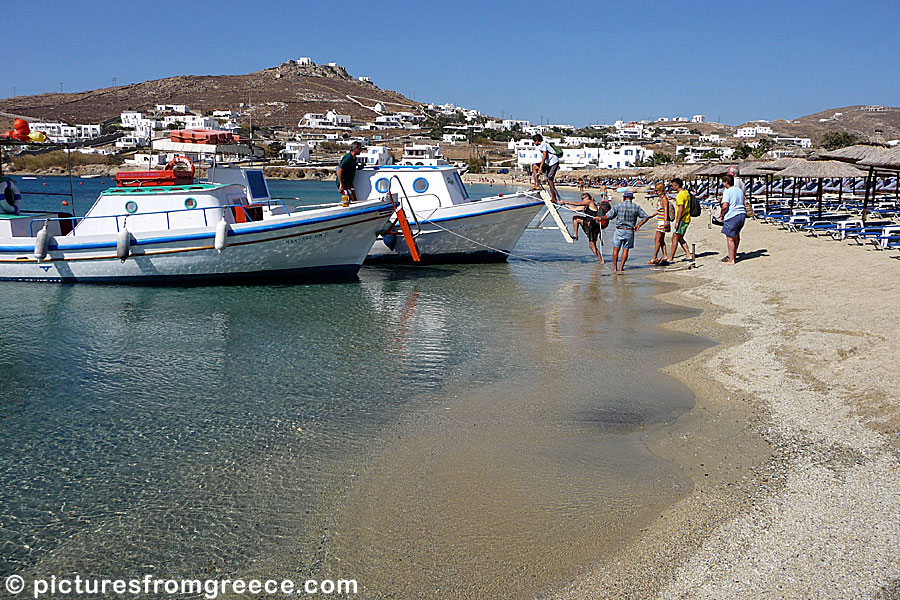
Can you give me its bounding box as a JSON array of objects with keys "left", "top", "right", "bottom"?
[
  {"left": 598, "top": 191, "right": 652, "bottom": 272},
  {"left": 717, "top": 173, "right": 746, "bottom": 265}
]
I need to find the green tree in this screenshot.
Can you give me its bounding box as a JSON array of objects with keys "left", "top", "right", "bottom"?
[
  {"left": 751, "top": 138, "right": 773, "bottom": 159},
  {"left": 264, "top": 141, "right": 284, "bottom": 159},
  {"left": 466, "top": 156, "right": 486, "bottom": 173},
  {"left": 820, "top": 131, "right": 860, "bottom": 150},
  {"left": 733, "top": 144, "right": 753, "bottom": 160}
]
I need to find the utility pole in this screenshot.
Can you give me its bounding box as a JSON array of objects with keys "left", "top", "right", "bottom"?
[
  {"left": 112, "top": 77, "right": 117, "bottom": 87},
  {"left": 59, "top": 82, "right": 63, "bottom": 93}
]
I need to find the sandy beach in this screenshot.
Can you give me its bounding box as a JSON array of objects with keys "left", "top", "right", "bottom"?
[{"left": 558, "top": 193, "right": 900, "bottom": 599}]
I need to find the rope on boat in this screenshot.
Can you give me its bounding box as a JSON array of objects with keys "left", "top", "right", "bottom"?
[{"left": 422, "top": 220, "right": 540, "bottom": 263}]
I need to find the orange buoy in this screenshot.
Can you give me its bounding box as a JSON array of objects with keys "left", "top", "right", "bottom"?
[{"left": 62, "top": 201, "right": 69, "bottom": 206}]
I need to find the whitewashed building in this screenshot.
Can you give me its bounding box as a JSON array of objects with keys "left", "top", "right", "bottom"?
[
  {"left": 280, "top": 141, "right": 311, "bottom": 164},
  {"left": 517, "top": 145, "right": 651, "bottom": 170},
  {"left": 442, "top": 133, "right": 467, "bottom": 144},
  {"left": 692, "top": 114, "right": 706, "bottom": 123},
  {"left": 155, "top": 104, "right": 188, "bottom": 114},
  {"left": 300, "top": 110, "right": 351, "bottom": 129},
  {"left": 773, "top": 136, "right": 812, "bottom": 148},
  {"left": 736, "top": 125, "right": 774, "bottom": 138},
  {"left": 162, "top": 115, "right": 218, "bottom": 129},
  {"left": 676, "top": 145, "right": 735, "bottom": 163},
  {"left": 116, "top": 131, "right": 151, "bottom": 149},
  {"left": 502, "top": 119, "right": 531, "bottom": 130},
  {"left": 359, "top": 145, "right": 393, "bottom": 166}
]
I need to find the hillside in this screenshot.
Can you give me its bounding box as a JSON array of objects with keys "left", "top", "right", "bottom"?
[
  {"left": 737, "top": 105, "right": 900, "bottom": 144},
  {"left": 0, "top": 62, "right": 421, "bottom": 128}
]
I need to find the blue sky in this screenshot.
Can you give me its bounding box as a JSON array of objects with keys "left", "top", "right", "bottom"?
[{"left": 5, "top": 0, "right": 898, "bottom": 126}]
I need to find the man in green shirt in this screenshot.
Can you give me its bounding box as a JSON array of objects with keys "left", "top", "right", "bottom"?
[{"left": 336, "top": 141, "right": 363, "bottom": 203}]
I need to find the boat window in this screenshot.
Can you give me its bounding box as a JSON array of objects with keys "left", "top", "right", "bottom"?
[
  {"left": 375, "top": 177, "right": 391, "bottom": 193},
  {"left": 246, "top": 171, "right": 269, "bottom": 200},
  {"left": 412, "top": 177, "right": 429, "bottom": 193},
  {"left": 124, "top": 200, "right": 138, "bottom": 214},
  {"left": 453, "top": 172, "right": 469, "bottom": 199},
  {"left": 184, "top": 197, "right": 197, "bottom": 209}
]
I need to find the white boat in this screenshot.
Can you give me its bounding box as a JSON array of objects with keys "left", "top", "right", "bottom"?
[
  {"left": 356, "top": 165, "right": 545, "bottom": 263},
  {"left": 0, "top": 166, "right": 394, "bottom": 283}
]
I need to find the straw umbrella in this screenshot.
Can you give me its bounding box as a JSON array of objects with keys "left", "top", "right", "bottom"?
[
  {"left": 760, "top": 157, "right": 806, "bottom": 207},
  {"left": 774, "top": 160, "right": 866, "bottom": 218},
  {"left": 819, "top": 144, "right": 889, "bottom": 164},
  {"left": 819, "top": 144, "right": 889, "bottom": 198},
  {"left": 739, "top": 163, "right": 773, "bottom": 211},
  {"left": 857, "top": 147, "right": 900, "bottom": 222}
]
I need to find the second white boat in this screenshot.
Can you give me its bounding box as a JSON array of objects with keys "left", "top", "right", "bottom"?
[{"left": 356, "top": 165, "right": 544, "bottom": 263}]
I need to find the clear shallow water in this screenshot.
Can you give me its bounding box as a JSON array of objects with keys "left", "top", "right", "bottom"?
[{"left": 0, "top": 177, "right": 709, "bottom": 598}]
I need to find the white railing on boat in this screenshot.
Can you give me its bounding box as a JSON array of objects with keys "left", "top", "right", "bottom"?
[{"left": 27, "top": 199, "right": 304, "bottom": 236}]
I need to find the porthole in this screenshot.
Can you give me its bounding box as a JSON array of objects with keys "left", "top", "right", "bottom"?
[
  {"left": 374, "top": 177, "right": 391, "bottom": 193},
  {"left": 124, "top": 200, "right": 138, "bottom": 214},
  {"left": 184, "top": 197, "right": 197, "bottom": 209},
  {"left": 412, "top": 177, "right": 429, "bottom": 193}
]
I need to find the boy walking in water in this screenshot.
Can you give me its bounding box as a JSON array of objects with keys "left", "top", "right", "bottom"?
[
  {"left": 666, "top": 178, "right": 693, "bottom": 262},
  {"left": 600, "top": 191, "right": 651, "bottom": 272}
]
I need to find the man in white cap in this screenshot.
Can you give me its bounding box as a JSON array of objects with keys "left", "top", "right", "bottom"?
[
  {"left": 599, "top": 190, "right": 652, "bottom": 272},
  {"left": 727, "top": 165, "right": 746, "bottom": 196}
]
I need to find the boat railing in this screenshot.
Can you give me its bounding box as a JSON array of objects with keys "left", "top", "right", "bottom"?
[
  {"left": 28, "top": 200, "right": 294, "bottom": 237},
  {"left": 388, "top": 176, "right": 422, "bottom": 236}
]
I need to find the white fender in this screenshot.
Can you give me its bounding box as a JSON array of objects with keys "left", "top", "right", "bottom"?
[
  {"left": 215, "top": 218, "right": 229, "bottom": 253},
  {"left": 116, "top": 227, "right": 131, "bottom": 262},
  {"left": 34, "top": 223, "right": 51, "bottom": 261}
]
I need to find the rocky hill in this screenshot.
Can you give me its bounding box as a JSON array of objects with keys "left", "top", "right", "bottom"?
[
  {"left": 0, "top": 61, "right": 421, "bottom": 128},
  {"left": 737, "top": 105, "right": 900, "bottom": 144}
]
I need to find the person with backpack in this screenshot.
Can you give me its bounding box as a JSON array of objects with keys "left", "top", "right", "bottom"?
[
  {"left": 530, "top": 134, "right": 561, "bottom": 204},
  {"left": 560, "top": 192, "right": 610, "bottom": 264},
  {"left": 666, "top": 177, "right": 694, "bottom": 262}
]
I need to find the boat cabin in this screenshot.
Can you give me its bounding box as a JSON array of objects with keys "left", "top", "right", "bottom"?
[{"left": 356, "top": 165, "right": 470, "bottom": 210}]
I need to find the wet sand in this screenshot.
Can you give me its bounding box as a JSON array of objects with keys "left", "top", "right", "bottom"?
[
  {"left": 560, "top": 197, "right": 900, "bottom": 599},
  {"left": 312, "top": 249, "right": 725, "bottom": 598}
]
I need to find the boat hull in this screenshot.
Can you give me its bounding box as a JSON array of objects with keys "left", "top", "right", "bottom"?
[
  {"left": 367, "top": 195, "right": 544, "bottom": 263},
  {"left": 0, "top": 201, "right": 394, "bottom": 284}
]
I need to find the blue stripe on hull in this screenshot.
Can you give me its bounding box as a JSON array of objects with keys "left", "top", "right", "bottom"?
[
  {"left": 0, "top": 203, "right": 393, "bottom": 252},
  {"left": 0, "top": 264, "right": 361, "bottom": 286}
]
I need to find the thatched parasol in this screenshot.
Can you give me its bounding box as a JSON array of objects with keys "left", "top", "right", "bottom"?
[
  {"left": 759, "top": 156, "right": 804, "bottom": 171},
  {"left": 857, "top": 147, "right": 900, "bottom": 170},
  {"left": 818, "top": 144, "right": 888, "bottom": 164},
  {"left": 775, "top": 160, "right": 866, "bottom": 217},
  {"left": 855, "top": 147, "right": 900, "bottom": 219},
  {"left": 774, "top": 160, "right": 866, "bottom": 178}
]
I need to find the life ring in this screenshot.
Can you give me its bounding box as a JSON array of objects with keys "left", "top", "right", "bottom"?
[
  {"left": 0, "top": 177, "right": 22, "bottom": 214},
  {"left": 165, "top": 156, "right": 194, "bottom": 175}
]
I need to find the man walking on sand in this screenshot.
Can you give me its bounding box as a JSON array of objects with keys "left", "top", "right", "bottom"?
[
  {"left": 530, "top": 134, "right": 560, "bottom": 204},
  {"left": 598, "top": 191, "right": 651, "bottom": 272},
  {"left": 718, "top": 173, "right": 746, "bottom": 265},
  {"left": 666, "top": 178, "right": 693, "bottom": 262}
]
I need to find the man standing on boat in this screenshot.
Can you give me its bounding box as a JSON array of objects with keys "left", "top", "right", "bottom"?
[
  {"left": 530, "top": 134, "right": 560, "bottom": 204},
  {"left": 337, "top": 141, "right": 363, "bottom": 203}
]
